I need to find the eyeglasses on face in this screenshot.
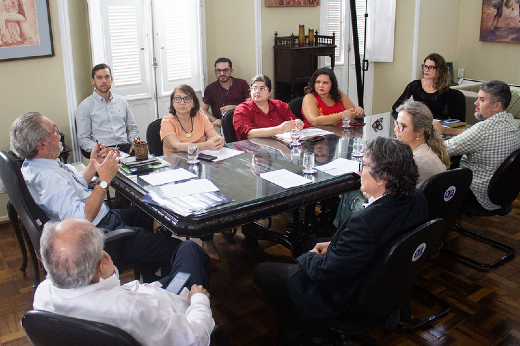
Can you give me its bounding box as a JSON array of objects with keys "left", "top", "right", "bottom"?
[
  {"left": 359, "top": 161, "right": 373, "bottom": 172},
  {"left": 394, "top": 120, "right": 408, "bottom": 132},
  {"left": 215, "top": 68, "right": 231, "bottom": 74},
  {"left": 251, "top": 86, "right": 268, "bottom": 92},
  {"left": 173, "top": 96, "right": 193, "bottom": 103},
  {"left": 422, "top": 64, "right": 437, "bottom": 71}
]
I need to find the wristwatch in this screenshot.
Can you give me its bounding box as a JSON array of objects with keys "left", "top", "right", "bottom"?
[{"left": 96, "top": 180, "right": 109, "bottom": 191}]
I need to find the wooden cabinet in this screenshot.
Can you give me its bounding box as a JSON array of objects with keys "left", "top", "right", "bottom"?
[{"left": 273, "top": 31, "right": 336, "bottom": 102}]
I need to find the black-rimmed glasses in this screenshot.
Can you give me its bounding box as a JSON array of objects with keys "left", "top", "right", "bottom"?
[
  {"left": 422, "top": 64, "right": 437, "bottom": 71},
  {"left": 173, "top": 96, "right": 193, "bottom": 103},
  {"left": 215, "top": 68, "right": 231, "bottom": 74}
]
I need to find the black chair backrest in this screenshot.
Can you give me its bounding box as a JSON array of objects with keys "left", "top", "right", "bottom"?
[
  {"left": 488, "top": 148, "right": 520, "bottom": 206},
  {"left": 288, "top": 96, "right": 305, "bottom": 121},
  {"left": 0, "top": 151, "right": 49, "bottom": 259},
  {"left": 146, "top": 118, "right": 163, "bottom": 156},
  {"left": 221, "top": 109, "right": 237, "bottom": 143},
  {"left": 356, "top": 218, "right": 444, "bottom": 319},
  {"left": 22, "top": 310, "right": 141, "bottom": 346},
  {"left": 418, "top": 168, "right": 472, "bottom": 240}
]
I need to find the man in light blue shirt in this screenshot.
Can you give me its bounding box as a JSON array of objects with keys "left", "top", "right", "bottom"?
[
  {"left": 76, "top": 63, "right": 140, "bottom": 158},
  {"left": 10, "top": 112, "right": 181, "bottom": 282}
]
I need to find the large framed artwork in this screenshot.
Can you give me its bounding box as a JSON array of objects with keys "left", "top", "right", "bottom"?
[
  {"left": 265, "top": 0, "right": 319, "bottom": 7},
  {"left": 0, "top": 0, "right": 54, "bottom": 61},
  {"left": 480, "top": 0, "right": 520, "bottom": 43}
]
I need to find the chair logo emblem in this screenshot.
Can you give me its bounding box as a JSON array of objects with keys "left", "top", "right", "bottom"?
[
  {"left": 444, "top": 186, "right": 456, "bottom": 202},
  {"left": 412, "top": 243, "right": 426, "bottom": 262}
]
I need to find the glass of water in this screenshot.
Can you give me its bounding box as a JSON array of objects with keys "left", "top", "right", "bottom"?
[
  {"left": 302, "top": 152, "right": 317, "bottom": 174},
  {"left": 187, "top": 145, "right": 200, "bottom": 164},
  {"left": 352, "top": 138, "right": 364, "bottom": 158},
  {"left": 342, "top": 113, "right": 351, "bottom": 129},
  {"left": 290, "top": 128, "right": 302, "bottom": 147}
]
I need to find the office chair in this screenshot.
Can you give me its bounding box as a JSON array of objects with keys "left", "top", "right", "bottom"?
[
  {"left": 0, "top": 151, "right": 49, "bottom": 288},
  {"left": 288, "top": 96, "right": 305, "bottom": 121},
  {"left": 221, "top": 109, "right": 237, "bottom": 143},
  {"left": 324, "top": 219, "right": 444, "bottom": 345},
  {"left": 22, "top": 310, "right": 141, "bottom": 346},
  {"left": 453, "top": 148, "right": 520, "bottom": 268},
  {"left": 146, "top": 118, "right": 163, "bottom": 156},
  {"left": 22, "top": 310, "right": 229, "bottom": 346},
  {"left": 399, "top": 168, "right": 472, "bottom": 330},
  {"left": 0, "top": 151, "right": 139, "bottom": 287}
]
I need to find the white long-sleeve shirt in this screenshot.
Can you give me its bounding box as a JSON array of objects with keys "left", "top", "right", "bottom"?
[{"left": 34, "top": 272, "right": 214, "bottom": 346}]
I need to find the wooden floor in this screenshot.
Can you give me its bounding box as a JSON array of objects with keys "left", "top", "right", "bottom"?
[{"left": 2, "top": 199, "right": 520, "bottom": 345}]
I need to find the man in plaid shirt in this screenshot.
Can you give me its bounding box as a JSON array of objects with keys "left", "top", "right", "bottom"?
[{"left": 436, "top": 80, "right": 520, "bottom": 210}]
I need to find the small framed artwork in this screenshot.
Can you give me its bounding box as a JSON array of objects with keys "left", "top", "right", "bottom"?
[
  {"left": 479, "top": 0, "right": 520, "bottom": 43},
  {"left": 0, "top": 0, "right": 54, "bottom": 61},
  {"left": 265, "top": 0, "right": 320, "bottom": 7}
]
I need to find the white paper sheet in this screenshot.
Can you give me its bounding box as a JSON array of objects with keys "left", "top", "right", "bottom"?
[
  {"left": 274, "top": 128, "right": 334, "bottom": 141},
  {"left": 159, "top": 179, "right": 219, "bottom": 197},
  {"left": 316, "top": 158, "right": 360, "bottom": 176},
  {"left": 260, "top": 169, "right": 311, "bottom": 189},
  {"left": 140, "top": 168, "right": 196, "bottom": 186},
  {"left": 199, "top": 147, "right": 243, "bottom": 162}
]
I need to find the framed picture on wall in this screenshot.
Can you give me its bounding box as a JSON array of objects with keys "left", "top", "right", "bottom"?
[
  {"left": 265, "top": 0, "right": 320, "bottom": 7},
  {"left": 479, "top": 0, "right": 520, "bottom": 44},
  {"left": 0, "top": 0, "right": 54, "bottom": 61}
]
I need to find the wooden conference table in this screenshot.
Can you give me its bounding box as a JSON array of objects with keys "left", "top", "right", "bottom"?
[{"left": 111, "top": 126, "right": 364, "bottom": 255}]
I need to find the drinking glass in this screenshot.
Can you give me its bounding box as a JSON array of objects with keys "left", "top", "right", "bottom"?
[
  {"left": 290, "top": 147, "right": 301, "bottom": 163},
  {"left": 290, "top": 128, "right": 302, "bottom": 147},
  {"left": 352, "top": 138, "right": 364, "bottom": 158},
  {"left": 187, "top": 145, "right": 200, "bottom": 164},
  {"left": 302, "top": 152, "right": 317, "bottom": 174},
  {"left": 342, "top": 113, "right": 351, "bottom": 129}
]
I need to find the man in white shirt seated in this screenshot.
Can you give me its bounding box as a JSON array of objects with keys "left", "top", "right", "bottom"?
[{"left": 34, "top": 219, "right": 214, "bottom": 346}]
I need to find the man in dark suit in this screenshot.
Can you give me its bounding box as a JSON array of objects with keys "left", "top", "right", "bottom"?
[{"left": 253, "top": 137, "right": 428, "bottom": 345}]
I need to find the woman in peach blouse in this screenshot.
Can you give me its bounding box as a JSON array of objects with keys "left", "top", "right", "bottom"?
[{"left": 161, "top": 84, "right": 224, "bottom": 155}]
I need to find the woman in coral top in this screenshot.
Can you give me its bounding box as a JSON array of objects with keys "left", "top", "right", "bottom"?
[
  {"left": 302, "top": 67, "right": 364, "bottom": 128},
  {"left": 160, "top": 84, "right": 224, "bottom": 155}
]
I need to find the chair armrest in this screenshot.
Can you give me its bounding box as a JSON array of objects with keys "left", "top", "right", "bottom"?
[{"left": 104, "top": 228, "right": 135, "bottom": 243}]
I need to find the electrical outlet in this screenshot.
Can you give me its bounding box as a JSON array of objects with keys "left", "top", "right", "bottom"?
[{"left": 457, "top": 68, "right": 464, "bottom": 78}]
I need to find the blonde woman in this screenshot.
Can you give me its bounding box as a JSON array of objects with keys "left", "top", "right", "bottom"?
[{"left": 395, "top": 100, "right": 450, "bottom": 186}]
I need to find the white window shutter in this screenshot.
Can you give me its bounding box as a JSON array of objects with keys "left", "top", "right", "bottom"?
[
  {"left": 89, "top": 0, "right": 151, "bottom": 98},
  {"left": 366, "top": 0, "right": 395, "bottom": 62},
  {"left": 325, "top": 0, "right": 342, "bottom": 63},
  {"left": 154, "top": 0, "right": 203, "bottom": 95}
]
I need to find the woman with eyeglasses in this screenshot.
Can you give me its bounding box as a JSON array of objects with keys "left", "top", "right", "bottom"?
[
  {"left": 395, "top": 100, "right": 450, "bottom": 186},
  {"left": 334, "top": 100, "right": 450, "bottom": 228},
  {"left": 302, "top": 67, "right": 364, "bottom": 128},
  {"left": 161, "top": 84, "right": 225, "bottom": 155},
  {"left": 233, "top": 74, "right": 304, "bottom": 141},
  {"left": 392, "top": 53, "right": 465, "bottom": 122}
]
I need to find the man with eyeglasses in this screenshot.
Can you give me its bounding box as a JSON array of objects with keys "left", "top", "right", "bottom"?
[
  {"left": 201, "top": 57, "right": 250, "bottom": 127},
  {"left": 10, "top": 112, "right": 181, "bottom": 283},
  {"left": 434, "top": 80, "right": 520, "bottom": 211},
  {"left": 253, "top": 137, "right": 428, "bottom": 344},
  {"left": 76, "top": 63, "right": 140, "bottom": 159}
]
